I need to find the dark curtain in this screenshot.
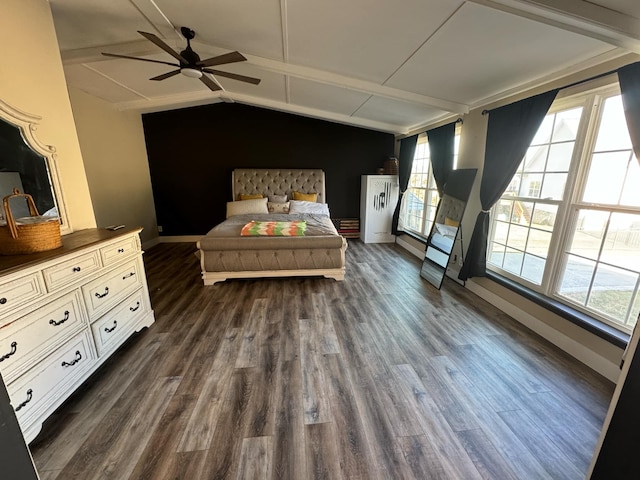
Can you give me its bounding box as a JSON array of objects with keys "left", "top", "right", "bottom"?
[
  {"left": 391, "top": 134, "right": 419, "bottom": 234},
  {"left": 618, "top": 61, "right": 640, "bottom": 164},
  {"left": 427, "top": 122, "right": 456, "bottom": 195},
  {"left": 459, "top": 89, "right": 558, "bottom": 281}
]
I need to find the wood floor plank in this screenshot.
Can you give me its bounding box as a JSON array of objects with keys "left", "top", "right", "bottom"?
[
  {"left": 271, "top": 358, "right": 307, "bottom": 480},
  {"left": 237, "top": 436, "right": 273, "bottom": 480},
  {"left": 397, "top": 434, "right": 448, "bottom": 480},
  {"left": 305, "top": 423, "right": 344, "bottom": 480},
  {"left": 299, "top": 318, "right": 333, "bottom": 425}
]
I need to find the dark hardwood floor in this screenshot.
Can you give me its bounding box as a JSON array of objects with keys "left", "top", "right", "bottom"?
[{"left": 29, "top": 240, "right": 614, "bottom": 479}]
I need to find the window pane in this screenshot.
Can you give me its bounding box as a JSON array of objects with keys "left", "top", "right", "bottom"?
[
  {"left": 522, "top": 254, "right": 545, "bottom": 284},
  {"left": 558, "top": 254, "right": 597, "bottom": 304},
  {"left": 531, "top": 203, "right": 557, "bottom": 231},
  {"left": 569, "top": 210, "right": 609, "bottom": 261},
  {"left": 532, "top": 114, "right": 554, "bottom": 145},
  {"left": 512, "top": 201, "right": 532, "bottom": 226},
  {"left": 546, "top": 142, "right": 574, "bottom": 171},
  {"left": 489, "top": 242, "right": 505, "bottom": 267},
  {"left": 621, "top": 157, "right": 640, "bottom": 207},
  {"left": 551, "top": 107, "right": 583, "bottom": 142},
  {"left": 595, "top": 96, "right": 633, "bottom": 152},
  {"left": 526, "top": 228, "right": 552, "bottom": 257},
  {"left": 600, "top": 212, "right": 640, "bottom": 271},
  {"left": 583, "top": 152, "right": 628, "bottom": 204},
  {"left": 504, "top": 248, "right": 524, "bottom": 275},
  {"left": 524, "top": 145, "right": 548, "bottom": 172},
  {"left": 495, "top": 199, "right": 513, "bottom": 222},
  {"left": 493, "top": 221, "right": 509, "bottom": 244},
  {"left": 507, "top": 225, "right": 529, "bottom": 250},
  {"left": 630, "top": 295, "right": 640, "bottom": 328},
  {"left": 519, "top": 174, "right": 543, "bottom": 198},
  {"left": 540, "top": 173, "right": 567, "bottom": 200},
  {"left": 587, "top": 264, "right": 638, "bottom": 323}
]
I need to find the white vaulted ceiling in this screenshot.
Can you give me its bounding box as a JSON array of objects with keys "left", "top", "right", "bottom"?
[{"left": 50, "top": 0, "right": 640, "bottom": 134}]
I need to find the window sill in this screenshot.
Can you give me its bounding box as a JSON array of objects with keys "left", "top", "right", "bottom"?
[{"left": 486, "top": 271, "right": 630, "bottom": 349}]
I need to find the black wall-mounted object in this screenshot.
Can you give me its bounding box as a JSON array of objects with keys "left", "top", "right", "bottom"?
[
  {"left": 420, "top": 168, "right": 477, "bottom": 289},
  {"left": 142, "top": 103, "right": 394, "bottom": 235}
]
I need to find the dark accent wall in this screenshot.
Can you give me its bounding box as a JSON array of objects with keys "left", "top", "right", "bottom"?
[{"left": 142, "top": 103, "right": 394, "bottom": 235}]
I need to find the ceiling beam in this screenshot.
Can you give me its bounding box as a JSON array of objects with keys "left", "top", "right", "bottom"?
[
  {"left": 468, "top": 0, "right": 640, "bottom": 53},
  {"left": 60, "top": 41, "right": 469, "bottom": 115}
]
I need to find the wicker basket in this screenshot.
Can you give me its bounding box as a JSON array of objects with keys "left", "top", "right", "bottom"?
[{"left": 0, "top": 189, "right": 62, "bottom": 255}]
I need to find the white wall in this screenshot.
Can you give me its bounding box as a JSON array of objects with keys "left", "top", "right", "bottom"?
[
  {"left": 398, "top": 53, "right": 640, "bottom": 381},
  {"left": 0, "top": 0, "right": 95, "bottom": 231},
  {"left": 68, "top": 88, "right": 158, "bottom": 246}
]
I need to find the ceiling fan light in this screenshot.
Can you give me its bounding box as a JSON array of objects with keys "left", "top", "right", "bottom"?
[{"left": 181, "top": 67, "right": 202, "bottom": 78}]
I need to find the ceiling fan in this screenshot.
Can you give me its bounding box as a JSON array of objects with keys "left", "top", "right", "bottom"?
[{"left": 102, "top": 26, "right": 261, "bottom": 91}]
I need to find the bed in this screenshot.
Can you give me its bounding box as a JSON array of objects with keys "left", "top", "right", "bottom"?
[{"left": 197, "top": 168, "right": 347, "bottom": 285}]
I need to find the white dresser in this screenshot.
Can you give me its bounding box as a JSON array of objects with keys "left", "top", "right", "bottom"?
[
  {"left": 0, "top": 228, "right": 155, "bottom": 443},
  {"left": 360, "top": 175, "right": 399, "bottom": 243}
]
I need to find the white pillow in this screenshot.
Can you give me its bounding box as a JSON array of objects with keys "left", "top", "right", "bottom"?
[
  {"left": 226, "top": 197, "right": 268, "bottom": 218},
  {"left": 288, "top": 200, "right": 330, "bottom": 216}
]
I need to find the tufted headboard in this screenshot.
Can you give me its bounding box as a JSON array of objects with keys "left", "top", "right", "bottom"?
[{"left": 232, "top": 169, "right": 326, "bottom": 203}]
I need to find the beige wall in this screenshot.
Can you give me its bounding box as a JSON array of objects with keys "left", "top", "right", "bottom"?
[
  {"left": 0, "top": 0, "right": 95, "bottom": 231},
  {"left": 68, "top": 88, "right": 158, "bottom": 245},
  {"left": 398, "top": 53, "right": 640, "bottom": 381}
]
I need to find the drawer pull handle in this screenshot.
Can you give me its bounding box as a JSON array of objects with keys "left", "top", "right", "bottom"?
[
  {"left": 49, "top": 311, "right": 70, "bottom": 326},
  {"left": 95, "top": 287, "right": 110, "bottom": 299},
  {"left": 122, "top": 272, "right": 135, "bottom": 280},
  {"left": 1, "top": 341, "right": 17, "bottom": 362},
  {"left": 72, "top": 266, "right": 82, "bottom": 272},
  {"left": 15, "top": 389, "right": 33, "bottom": 412},
  {"left": 0, "top": 297, "right": 6, "bottom": 304},
  {"left": 118, "top": 248, "right": 125, "bottom": 253},
  {"left": 130, "top": 301, "right": 140, "bottom": 312},
  {"left": 104, "top": 321, "right": 118, "bottom": 333},
  {"left": 61, "top": 350, "right": 82, "bottom": 367}
]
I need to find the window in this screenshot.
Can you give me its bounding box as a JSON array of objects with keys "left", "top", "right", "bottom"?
[
  {"left": 401, "top": 129, "right": 460, "bottom": 237},
  {"left": 488, "top": 85, "right": 640, "bottom": 332}
]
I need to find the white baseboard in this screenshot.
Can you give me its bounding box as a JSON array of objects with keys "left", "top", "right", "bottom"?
[
  {"left": 395, "top": 236, "right": 424, "bottom": 259},
  {"left": 142, "top": 237, "right": 160, "bottom": 250},
  {"left": 466, "top": 279, "right": 620, "bottom": 382}
]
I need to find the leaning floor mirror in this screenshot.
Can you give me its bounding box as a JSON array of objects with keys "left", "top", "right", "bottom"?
[{"left": 420, "top": 168, "right": 477, "bottom": 289}]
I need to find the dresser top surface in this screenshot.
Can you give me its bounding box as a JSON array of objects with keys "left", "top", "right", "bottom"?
[{"left": 0, "top": 228, "right": 141, "bottom": 276}]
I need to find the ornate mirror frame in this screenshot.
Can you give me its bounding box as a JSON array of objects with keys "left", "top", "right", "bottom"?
[{"left": 0, "top": 99, "right": 71, "bottom": 235}]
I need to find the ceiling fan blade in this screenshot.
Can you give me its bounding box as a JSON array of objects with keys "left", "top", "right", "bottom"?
[
  {"left": 138, "top": 31, "right": 188, "bottom": 64},
  {"left": 197, "top": 51, "right": 247, "bottom": 67},
  {"left": 101, "top": 52, "right": 179, "bottom": 67},
  {"left": 203, "top": 68, "right": 261, "bottom": 85},
  {"left": 200, "top": 74, "right": 222, "bottom": 91},
  {"left": 150, "top": 70, "right": 181, "bottom": 81}
]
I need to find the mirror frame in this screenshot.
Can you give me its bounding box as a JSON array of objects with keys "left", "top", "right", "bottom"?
[{"left": 0, "top": 99, "right": 71, "bottom": 235}]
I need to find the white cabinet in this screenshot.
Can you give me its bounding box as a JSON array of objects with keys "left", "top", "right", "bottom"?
[
  {"left": 0, "top": 228, "right": 155, "bottom": 443},
  {"left": 360, "top": 175, "right": 399, "bottom": 243}
]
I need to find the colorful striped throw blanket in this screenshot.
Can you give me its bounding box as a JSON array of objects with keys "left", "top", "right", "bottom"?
[{"left": 240, "top": 220, "right": 307, "bottom": 236}]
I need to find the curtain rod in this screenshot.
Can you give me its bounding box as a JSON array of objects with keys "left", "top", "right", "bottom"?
[{"left": 481, "top": 65, "right": 625, "bottom": 116}]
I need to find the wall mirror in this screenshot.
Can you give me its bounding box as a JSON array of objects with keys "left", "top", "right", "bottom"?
[
  {"left": 420, "top": 168, "right": 477, "bottom": 289},
  {"left": 0, "top": 100, "right": 69, "bottom": 234}
]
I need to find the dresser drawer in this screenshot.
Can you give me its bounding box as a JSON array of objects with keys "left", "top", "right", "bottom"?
[
  {"left": 100, "top": 236, "right": 139, "bottom": 266},
  {"left": 9, "top": 331, "right": 95, "bottom": 428},
  {"left": 42, "top": 250, "right": 102, "bottom": 292},
  {"left": 81, "top": 259, "right": 142, "bottom": 319},
  {"left": 91, "top": 289, "right": 147, "bottom": 356},
  {"left": 0, "top": 272, "right": 45, "bottom": 319},
  {"left": 0, "top": 290, "right": 87, "bottom": 383}
]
